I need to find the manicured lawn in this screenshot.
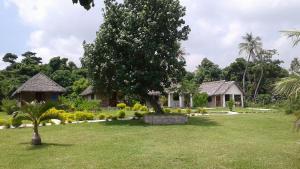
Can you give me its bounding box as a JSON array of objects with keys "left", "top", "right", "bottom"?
[{"left": 0, "top": 113, "right": 299, "bottom": 169}]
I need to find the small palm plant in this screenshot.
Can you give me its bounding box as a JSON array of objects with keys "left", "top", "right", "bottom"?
[{"left": 13, "top": 101, "right": 64, "bottom": 145}]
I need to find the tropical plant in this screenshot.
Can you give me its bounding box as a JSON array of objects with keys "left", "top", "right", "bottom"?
[
  {"left": 193, "top": 93, "right": 208, "bottom": 107},
  {"left": 117, "top": 103, "right": 126, "bottom": 109},
  {"left": 12, "top": 101, "right": 64, "bottom": 145},
  {"left": 239, "top": 33, "right": 262, "bottom": 94},
  {"left": 1, "top": 99, "right": 18, "bottom": 115},
  {"left": 281, "top": 30, "right": 300, "bottom": 47},
  {"left": 226, "top": 99, "right": 235, "bottom": 111},
  {"left": 274, "top": 75, "right": 300, "bottom": 98}
]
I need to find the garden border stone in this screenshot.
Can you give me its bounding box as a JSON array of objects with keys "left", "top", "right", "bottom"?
[{"left": 144, "top": 114, "right": 188, "bottom": 125}]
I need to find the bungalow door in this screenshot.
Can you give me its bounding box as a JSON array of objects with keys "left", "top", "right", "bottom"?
[{"left": 216, "top": 95, "right": 221, "bottom": 107}]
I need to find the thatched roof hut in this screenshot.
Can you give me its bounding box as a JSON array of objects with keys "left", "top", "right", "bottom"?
[{"left": 12, "top": 73, "right": 66, "bottom": 104}]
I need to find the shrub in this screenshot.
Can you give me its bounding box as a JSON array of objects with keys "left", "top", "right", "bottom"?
[
  {"left": 256, "top": 94, "right": 272, "bottom": 105},
  {"left": 186, "top": 108, "right": 192, "bottom": 114},
  {"left": 111, "top": 115, "right": 118, "bottom": 120},
  {"left": 132, "top": 103, "right": 142, "bottom": 111},
  {"left": 197, "top": 108, "right": 207, "bottom": 114},
  {"left": 78, "top": 100, "right": 101, "bottom": 112},
  {"left": 125, "top": 106, "right": 131, "bottom": 111},
  {"left": 106, "top": 115, "right": 113, "bottom": 120},
  {"left": 74, "top": 112, "right": 95, "bottom": 121},
  {"left": 11, "top": 118, "right": 22, "bottom": 128},
  {"left": 176, "top": 108, "right": 182, "bottom": 113},
  {"left": 4, "top": 120, "right": 11, "bottom": 129},
  {"left": 164, "top": 108, "right": 171, "bottom": 113},
  {"left": 98, "top": 113, "right": 106, "bottom": 120},
  {"left": 0, "top": 119, "right": 6, "bottom": 126},
  {"left": 134, "top": 112, "right": 143, "bottom": 119},
  {"left": 118, "top": 110, "right": 126, "bottom": 119},
  {"left": 1, "top": 99, "right": 18, "bottom": 115},
  {"left": 140, "top": 106, "right": 148, "bottom": 112},
  {"left": 226, "top": 99, "right": 235, "bottom": 111},
  {"left": 61, "top": 113, "right": 75, "bottom": 123},
  {"left": 193, "top": 93, "right": 208, "bottom": 108},
  {"left": 117, "top": 103, "right": 127, "bottom": 109},
  {"left": 159, "top": 96, "right": 168, "bottom": 106}
]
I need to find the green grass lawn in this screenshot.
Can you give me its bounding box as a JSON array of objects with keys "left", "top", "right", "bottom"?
[{"left": 0, "top": 113, "right": 299, "bottom": 169}]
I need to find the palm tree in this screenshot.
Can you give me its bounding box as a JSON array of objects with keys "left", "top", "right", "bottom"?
[
  {"left": 13, "top": 101, "right": 64, "bottom": 145},
  {"left": 281, "top": 30, "right": 300, "bottom": 47},
  {"left": 239, "top": 33, "right": 263, "bottom": 95},
  {"left": 274, "top": 75, "right": 300, "bottom": 98},
  {"left": 253, "top": 49, "right": 276, "bottom": 100}
]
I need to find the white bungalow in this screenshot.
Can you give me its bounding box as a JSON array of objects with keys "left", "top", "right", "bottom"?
[{"left": 167, "top": 80, "right": 244, "bottom": 108}]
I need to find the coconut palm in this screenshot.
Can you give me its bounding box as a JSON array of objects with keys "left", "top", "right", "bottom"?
[
  {"left": 239, "top": 33, "right": 263, "bottom": 94},
  {"left": 253, "top": 49, "right": 276, "bottom": 100},
  {"left": 281, "top": 30, "right": 300, "bottom": 47},
  {"left": 274, "top": 75, "right": 300, "bottom": 99},
  {"left": 13, "top": 101, "right": 64, "bottom": 145}
]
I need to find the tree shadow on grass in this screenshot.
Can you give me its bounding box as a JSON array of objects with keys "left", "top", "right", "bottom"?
[
  {"left": 103, "top": 117, "right": 220, "bottom": 127},
  {"left": 19, "top": 142, "right": 73, "bottom": 150}
]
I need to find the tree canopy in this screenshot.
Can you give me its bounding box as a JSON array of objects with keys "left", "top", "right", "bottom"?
[{"left": 82, "top": 0, "right": 190, "bottom": 113}]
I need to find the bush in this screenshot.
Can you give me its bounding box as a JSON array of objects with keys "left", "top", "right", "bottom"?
[
  {"left": 132, "top": 103, "right": 142, "bottom": 111},
  {"left": 11, "top": 118, "right": 22, "bottom": 128},
  {"left": 118, "top": 110, "right": 126, "bottom": 119},
  {"left": 106, "top": 115, "right": 113, "bottom": 120},
  {"left": 1, "top": 99, "right": 18, "bottom": 115},
  {"left": 193, "top": 93, "right": 208, "bottom": 108},
  {"left": 186, "top": 108, "right": 192, "bottom": 114},
  {"left": 140, "top": 106, "right": 148, "bottom": 112},
  {"left": 197, "top": 108, "right": 207, "bottom": 114},
  {"left": 0, "top": 119, "right": 6, "bottom": 126},
  {"left": 226, "top": 99, "right": 235, "bottom": 111},
  {"left": 78, "top": 100, "right": 101, "bottom": 112},
  {"left": 176, "top": 108, "right": 182, "bottom": 113},
  {"left": 74, "top": 112, "right": 95, "bottom": 121},
  {"left": 125, "top": 106, "right": 131, "bottom": 111},
  {"left": 134, "top": 112, "right": 143, "bottom": 119},
  {"left": 61, "top": 113, "right": 75, "bottom": 123},
  {"left": 112, "top": 115, "right": 118, "bottom": 120},
  {"left": 98, "top": 113, "right": 106, "bottom": 120},
  {"left": 164, "top": 108, "right": 171, "bottom": 113},
  {"left": 256, "top": 94, "right": 272, "bottom": 105},
  {"left": 117, "top": 103, "right": 127, "bottom": 109},
  {"left": 4, "top": 120, "right": 11, "bottom": 129}
]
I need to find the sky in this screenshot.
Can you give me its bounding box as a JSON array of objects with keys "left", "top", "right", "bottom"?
[{"left": 0, "top": 0, "right": 299, "bottom": 71}]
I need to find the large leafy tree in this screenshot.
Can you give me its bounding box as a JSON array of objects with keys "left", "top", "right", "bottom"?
[
  {"left": 239, "top": 33, "right": 262, "bottom": 94},
  {"left": 82, "top": 0, "right": 190, "bottom": 114},
  {"left": 2, "top": 53, "right": 18, "bottom": 64},
  {"left": 72, "top": 0, "right": 95, "bottom": 10},
  {"left": 194, "top": 58, "right": 223, "bottom": 84},
  {"left": 290, "top": 57, "right": 300, "bottom": 74}
]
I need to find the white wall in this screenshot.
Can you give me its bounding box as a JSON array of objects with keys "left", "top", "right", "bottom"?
[{"left": 225, "top": 84, "right": 243, "bottom": 95}]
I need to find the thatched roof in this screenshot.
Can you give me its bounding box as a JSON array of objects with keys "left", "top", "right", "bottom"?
[
  {"left": 80, "top": 86, "right": 94, "bottom": 96},
  {"left": 12, "top": 73, "right": 66, "bottom": 96},
  {"left": 199, "top": 80, "right": 242, "bottom": 96}
]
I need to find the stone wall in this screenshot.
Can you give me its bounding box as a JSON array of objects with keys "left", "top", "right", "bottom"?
[{"left": 144, "top": 115, "right": 188, "bottom": 125}]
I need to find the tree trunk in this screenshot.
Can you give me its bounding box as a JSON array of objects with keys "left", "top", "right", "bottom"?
[
  {"left": 146, "top": 95, "right": 164, "bottom": 114},
  {"left": 243, "top": 53, "right": 251, "bottom": 93},
  {"left": 32, "top": 123, "right": 41, "bottom": 145},
  {"left": 254, "top": 66, "right": 264, "bottom": 101}
]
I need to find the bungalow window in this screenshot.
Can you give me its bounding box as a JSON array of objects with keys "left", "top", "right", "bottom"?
[
  {"left": 91, "top": 94, "right": 95, "bottom": 100},
  {"left": 208, "top": 96, "right": 212, "bottom": 102},
  {"left": 225, "top": 94, "right": 231, "bottom": 101},
  {"left": 173, "top": 93, "right": 179, "bottom": 101}
]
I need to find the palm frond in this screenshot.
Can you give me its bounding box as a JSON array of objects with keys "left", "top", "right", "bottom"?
[
  {"left": 281, "top": 30, "right": 300, "bottom": 47},
  {"left": 274, "top": 75, "right": 300, "bottom": 98},
  {"left": 39, "top": 111, "right": 65, "bottom": 124},
  {"left": 13, "top": 113, "right": 33, "bottom": 122}
]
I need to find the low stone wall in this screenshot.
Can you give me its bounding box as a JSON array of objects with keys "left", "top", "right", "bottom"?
[{"left": 144, "top": 115, "right": 188, "bottom": 125}]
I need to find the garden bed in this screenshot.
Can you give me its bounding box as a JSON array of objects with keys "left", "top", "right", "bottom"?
[{"left": 144, "top": 114, "right": 188, "bottom": 125}]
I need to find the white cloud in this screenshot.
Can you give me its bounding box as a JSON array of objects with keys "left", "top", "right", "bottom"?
[{"left": 6, "top": 0, "right": 300, "bottom": 72}]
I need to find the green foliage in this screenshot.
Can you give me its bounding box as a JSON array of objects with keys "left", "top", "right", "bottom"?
[
  {"left": 117, "top": 103, "right": 127, "bottom": 109},
  {"left": 226, "top": 99, "right": 235, "bottom": 111},
  {"left": 1, "top": 99, "right": 18, "bottom": 115},
  {"left": 256, "top": 94, "right": 272, "bottom": 105},
  {"left": 82, "top": 0, "right": 190, "bottom": 114},
  {"left": 134, "top": 112, "right": 143, "bottom": 119},
  {"left": 98, "top": 113, "right": 106, "bottom": 120},
  {"left": 124, "top": 106, "right": 131, "bottom": 111},
  {"left": 118, "top": 110, "right": 126, "bottom": 119},
  {"left": 159, "top": 96, "right": 168, "bottom": 107},
  {"left": 194, "top": 58, "right": 223, "bottom": 84},
  {"left": 59, "top": 96, "right": 100, "bottom": 112},
  {"left": 193, "top": 93, "right": 208, "bottom": 108},
  {"left": 106, "top": 115, "right": 113, "bottom": 120},
  {"left": 0, "top": 119, "right": 7, "bottom": 126},
  {"left": 71, "top": 78, "right": 90, "bottom": 95},
  {"left": 163, "top": 108, "right": 171, "bottom": 113},
  {"left": 197, "top": 108, "right": 207, "bottom": 114},
  {"left": 176, "top": 108, "right": 182, "bottom": 113},
  {"left": 11, "top": 117, "right": 22, "bottom": 128},
  {"left": 111, "top": 115, "right": 118, "bottom": 121},
  {"left": 140, "top": 106, "right": 148, "bottom": 112},
  {"left": 77, "top": 100, "right": 101, "bottom": 112},
  {"left": 72, "top": 0, "right": 95, "bottom": 10},
  {"left": 132, "top": 103, "right": 142, "bottom": 111},
  {"left": 74, "top": 112, "right": 95, "bottom": 121},
  {"left": 186, "top": 108, "right": 192, "bottom": 114}
]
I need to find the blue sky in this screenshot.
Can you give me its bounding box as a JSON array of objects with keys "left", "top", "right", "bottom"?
[{"left": 0, "top": 0, "right": 300, "bottom": 71}]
